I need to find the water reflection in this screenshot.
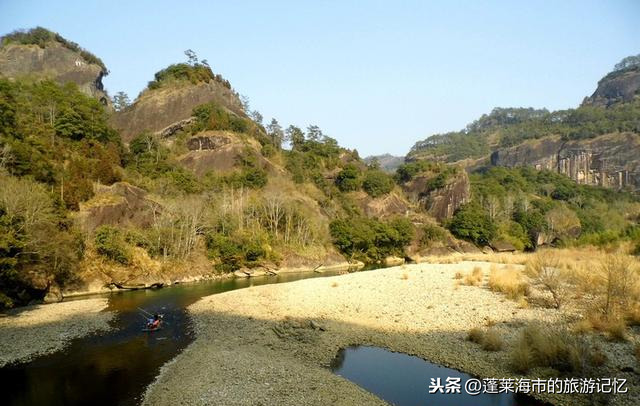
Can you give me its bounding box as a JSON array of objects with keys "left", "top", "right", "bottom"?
[{"left": 1, "top": 271, "right": 343, "bottom": 406}]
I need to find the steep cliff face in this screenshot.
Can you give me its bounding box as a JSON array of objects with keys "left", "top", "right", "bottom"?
[
  {"left": 583, "top": 66, "right": 640, "bottom": 108},
  {"left": 402, "top": 170, "right": 470, "bottom": 221},
  {"left": 491, "top": 132, "right": 640, "bottom": 190},
  {"left": 177, "top": 131, "right": 279, "bottom": 176},
  {"left": 0, "top": 42, "right": 110, "bottom": 105},
  {"left": 110, "top": 80, "right": 244, "bottom": 142}
]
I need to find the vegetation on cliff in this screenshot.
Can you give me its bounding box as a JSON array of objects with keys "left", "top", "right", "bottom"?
[
  {"left": 146, "top": 50, "right": 232, "bottom": 92},
  {"left": 446, "top": 166, "right": 640, "bottom": 250}
]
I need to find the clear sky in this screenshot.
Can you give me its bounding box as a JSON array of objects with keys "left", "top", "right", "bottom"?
[{"left": 1, "top": 1, "right": 639, "bottom": 156}]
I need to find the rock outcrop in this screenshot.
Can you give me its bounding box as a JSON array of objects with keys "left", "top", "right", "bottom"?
[
  {"left": 75, "top": 182, "right": 159, "bottom": 232},
  {"left": 0, "top": 42, "right": 110, "bottom": 105},
  {"left": 177, "top": 131, "right": 277, "bottom": 176},
  {"left": 490, "top": 132, "right": 640, "bottom": 190},
  {"left": 110, "top": 80, "right": 244, "bottom": 142},
  {"left": 403, "top": 170, "right": 470, "bottom": 221},
  {"left": 582, "top": 66, "right": 640, "bottom": 108}
]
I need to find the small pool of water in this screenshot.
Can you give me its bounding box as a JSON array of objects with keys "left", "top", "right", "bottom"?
[{"left": 331, "top": 346, "right": 548, "bottom": 406}]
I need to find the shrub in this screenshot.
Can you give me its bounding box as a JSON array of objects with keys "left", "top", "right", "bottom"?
[
  {"left": 525, "top": 255, "right": 569, "bottom": 309},
  {"left": 94, "top": 225, "right": 131, "bottom": 265},
  {"left": 447, "top": 203, "right": 496, "bottom": 246},
  {"left": 191, "top": 102, "right": 253, "bottom": 134},
  {"left": 329, "top": 216, "right": 414, "bottom": 262},
  {"left": 335, "top": 164, "right": 362, "bottom": 192},
  {"left": 205, "top": 232, "right": 268, "bottom": 272},
  {"left": 488, "top": 266, "right": 529, "bottom": 300},
  {"left": 362, "top": 169, "right": 394, "bottom": 197},
  {"left": 419, "top": 224, "right": 446, "bottom": 248},
  {"left": 147, "top": 63, "right": 215, "bottom": 90},
  {"left": 597, "top": 255, "right": 639, "bottom": 316}
]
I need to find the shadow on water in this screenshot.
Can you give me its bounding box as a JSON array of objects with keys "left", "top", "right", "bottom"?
[
  {"left": 331, "top": 346, "right": 549, "bottom": 406},
  {"left": 0, "top": 271, "right": 344, "bottom": 406}
]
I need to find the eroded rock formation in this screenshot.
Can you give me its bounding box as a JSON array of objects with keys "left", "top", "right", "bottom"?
[
  {"left": 403, "top": 170, "right": 471, "bottom": 221},
  {"left": 111, "top": 81, "right": 244, "bottom": 142},
  {"left": 582, "top": 66, "right": 640, "bottom": 108},
  {"left": 0, "top": 42, "right": 110, "bottom": 105},
  {"left": 490, "top": 133, "right": 640, "bottom": 190}
]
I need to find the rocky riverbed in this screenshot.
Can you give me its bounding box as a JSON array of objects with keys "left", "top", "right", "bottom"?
[
  {"left": 142, "top": 261, "right": 637, "bottom": 406},
  {"left": 0, "top": 298, "right": 113, "bottom": 367}
]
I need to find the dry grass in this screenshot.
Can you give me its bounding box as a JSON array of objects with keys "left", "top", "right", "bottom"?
[
  {"left": 516, "top": 296, "right": 529, "bottom": 309},
  {"left": 510, "top": 324, "right": 591, "bottom": 374},
  {"left": 462, "top": 266, "right": 484, "bottom": 286},
  {"left": 453, "top": 271, "right": 463, "bottom": 280},
  {"left": 572, "top": 319, "right": 593, "bottom": 335},
  {"left": 330, "top": 282, "right": 338, "bottom": 288},
  {"left": 488, "top": 265, "right": 530, "bottom": 300},
  {"left": 420, "top": 255, "right": 462, "bottom": 264},
  {"left": 400, "top": 273, "right": 409, "bottom": 280},
  {"left": 572, "top": 312, "right": 628, "bottom": 341},
  {"left": 466, "top": 327, "right": 503, "bottom": 351},
  {"left": 604, "top": 319, "right": 627, "bottom": 342},
  {"left": 635, "top": 344, "right": 640, "bottom": 362},
  {"left": 466, "top": 327, "right": 484, "bottom": 344},
  {"left": 480, "top": 330, "right": 504, "bottom": 351},
  {"left": 590, "top": 347, "right": 607, "bottom": 367},
  {"left": 626, "top": 305, "right": 640, "bottom": 326},
  {"left": 525, "top": 254, "right": 570, "bottom": 309}
]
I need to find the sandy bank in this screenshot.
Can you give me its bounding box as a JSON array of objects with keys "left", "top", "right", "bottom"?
[
  {"left": 143, "top": 262, "right": 635, "bottom": 406},
  {"left": 0, "top": 298, "right": 114, "bottom": 367}
]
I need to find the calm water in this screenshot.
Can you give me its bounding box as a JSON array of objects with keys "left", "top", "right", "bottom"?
[
  {"left": 331, "top": 346, "right": 548, "bottom": 406},
  {"left": 1, "top": 271, "right": 344, "bottom": 406}
]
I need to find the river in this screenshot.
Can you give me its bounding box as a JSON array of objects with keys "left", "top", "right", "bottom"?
[{"left": 1, "top": 271, "right": 344, "bottom": 406}]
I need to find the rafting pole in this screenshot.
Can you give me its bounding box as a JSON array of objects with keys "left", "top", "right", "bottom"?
[{"left": 138, "top": 307, "right": 153, "bottom": 317}]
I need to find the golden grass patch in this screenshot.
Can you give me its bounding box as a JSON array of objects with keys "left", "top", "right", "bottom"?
[
  {"left": 462, "top": 266, "right": 484, "bottom": 286},
  {"left": 488, "top": 266, "right": 529, "bottom": 300},
  {"left": 466, "top": 327, "right": 503, "bottom": 352}
]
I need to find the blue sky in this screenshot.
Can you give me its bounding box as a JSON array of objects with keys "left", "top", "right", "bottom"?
[{"left": 1, "top": 1, "right": 639, "bottom": 156}]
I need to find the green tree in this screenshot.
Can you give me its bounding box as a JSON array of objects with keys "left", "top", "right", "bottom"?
[
  {"left": 266, "top": 118, "right": 284, "bottom": 148},
  {"left": 448, "top": 203, "right": 496, "bottom": 246},
  {"left": 112, "top": 91, "right": 131, "bottom": 111},
  {"left": 362, "top": 169, "right": 394, "bottom": 197},
  {"left": 94, "top": 225, "right": 131, "bottom": 265},
  {"left": 335, "top": 164, "right": 362, "bottom": 192}
]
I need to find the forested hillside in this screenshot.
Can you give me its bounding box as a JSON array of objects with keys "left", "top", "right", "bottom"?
[
  {"left": 0, "top": 27, "right": 638, "bottom": 310},
  {"left": 404, "top": 54, "right": 640, "bottom": 256},
  {"left": 0, "top": 28, "right": 441, "bottom": 308}
]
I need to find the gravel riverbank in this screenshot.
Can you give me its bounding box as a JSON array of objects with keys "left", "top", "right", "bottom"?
[
  {"left": 143, "top": 262, "right": 635, "bottom": 406},
  {"left": 0, "top": 298, "right": 113, "bottom": 367}
]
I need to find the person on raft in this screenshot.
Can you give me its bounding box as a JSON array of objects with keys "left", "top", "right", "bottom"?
[{"left": 147, "top": 314, "right": 161, "bottom": 330}]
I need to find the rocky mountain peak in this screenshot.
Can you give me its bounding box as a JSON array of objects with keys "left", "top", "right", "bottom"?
[
  {"left": 582, "top": 55, "right": 640, "bottom": 108},
  {"left": 0, "top": 27, "right": 110, "bottom": 106}
]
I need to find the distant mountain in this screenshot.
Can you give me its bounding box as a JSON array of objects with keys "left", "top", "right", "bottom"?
[
  {"left": 406, "top": 54, "right": 640, "bottom": 190},
  {"left": 364, "top": 154, "right": 404, "bottom": 173}
]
